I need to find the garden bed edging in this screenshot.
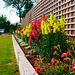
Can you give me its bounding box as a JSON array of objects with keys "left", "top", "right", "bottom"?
[{"left": 12, "top": 35, "right": 38, "bottom": 75}]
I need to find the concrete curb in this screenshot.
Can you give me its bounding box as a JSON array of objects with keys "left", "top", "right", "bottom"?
[{"left": 12, "top": 35, "right": 38, "bottom": 75}]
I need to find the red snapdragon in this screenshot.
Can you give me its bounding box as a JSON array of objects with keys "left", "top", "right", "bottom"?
[
  {"left": 51, "top": 58, "right": 55, "bottom": 64},
  {"left": 61, "top": 53, "right": 67, "bottom": 57},
  {"left": 56, "top": 61, "right": 60, "bottom": 66},
  {"left": 35, "top": 66, "right": 42, "bottom": 72},
  {"left": 37, "top": 34, "right": 42, "bottom": 39},
  {"left": 50, "top": 26, "right": 53, "bottom": 29},
  {"left": 53, "top": 51, "right": 57, "bottom": 55},
  {"left": 70, "top": 66, "right": 75, "bottom": 72},
  {"left": 72, "top": 61, "right": 75, "bottom": 66},
  {"left": 35, "top": 40, "right": 38, "bottom": 43},
  {"left": 32, "top": 30, "right": 37, "bottom": 36},
  {"left": 41, "top": 15, "right": 47, "bottom": 22},
  {"left": 67, "top": 50, "right": 72, "bottom": 56}
]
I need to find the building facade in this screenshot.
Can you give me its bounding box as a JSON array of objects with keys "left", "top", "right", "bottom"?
[{"left": 21, "top": 0, "right": 75, "bottom": 41}]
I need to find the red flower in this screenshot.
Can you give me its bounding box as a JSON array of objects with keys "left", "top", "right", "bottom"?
[
  {"left": 34, "top": 60, "right": 38, "bottom": 66},
  {"left": 35, "top": 66, "right": 42, "bottom": 72},
  {"left": 29, "top": 36, "right": 35, "bottom": 41},
  {"left": 61, "top": 53, "right": 67, "bottom": 57},
  {"left": 29, "top": 32, "right": 32, "bottom": 36},
  {"left": 57, "top": 44, "right": 60, "bottom": 48},
  {"left": 36, "top": 21, "right": 41, "bottom": 31},
  {"left": 60, "top": 36, "right": 62, "bottom": 38},
  {"left": 35, "top": 40, "right": 38, "bottom": 43},
  {"left": 35, "top": 68, "right": 38, "bottom": 72},
  {"left": 41, "top": 15, "right": 47, "bottom": 22},
  {"left": 53, "top": 22, "right": 55, "bottom": 24},
  {"left": 50, "top": 26, "right": 53, "bottom": 29},
  {"left": 67, "top": 50, "right": 72, "bottom": 56},
  {"left": 37, "top": 34, "right": 42, "bottom": 39},
  {"left": 53, "top": 51, "right": 57, "bottom": 55},
  {"left": 66, "top": 57, "right": 69, "bottom": 61},
  {"left": 51, "top": 58, "right": 55, "bottom": 64},
  {"left": 63, "top": 58, "right": 67, "bottom": 63},
  {"left": 56, "top": 61, "right": 60, "bottom": 66},
  {"left": 70, "top": 67, "right": 75, "bottom": 72},
  {"left": 34, "top": 19, "right": 37, "bottom": 24},
  {"left": 32, "top": 30, "right": 37, "bottom": 36},
  {"left": 31, "top": 24, "right": 36, "bottom": 30},
  {"left": 54, "top": 46, "right": 57, "bottom": 49},
  {"left": 29, "top": 40, "right": 32, "bottom": 45},
  {"left": 72, "top": 61, "right": 75, "bottom": 66}
]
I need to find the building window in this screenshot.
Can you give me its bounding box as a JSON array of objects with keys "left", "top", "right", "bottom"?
[
  {"left": 71, "top": 18, "right": 74, "bottom": 22},
  {"left": 68, "top": 25, "right": 71, "bottom": 28},
  {"left": 59, "top": 2, "right": 61, "bottom": 5},
  {"left": 69, "top": 13, "right": 70, "bottom": 17},
  {"left": 59, "top": 16, "right": 61, "bottom": 19},
  {"left": 68, "top": 19, "right": 71, "bottom": 23},
  {"left": 59, "top": 11, "right": 61, "bottom": 14},
  {"left": 71, "top": 30, "right": 74, "bottom": 34},
  {"left": 69, "top": 31, "right": 71, "bottom": 34},
  {"left": 68, "top": 2, "right": 70, "bottom": 6},
  {"left": 72, "top": 12, "right": 75, "bottom": 16},
  {"left": 68, "top": 7, "right": 70, "bottom": 11},
  {"left": 59, "top": 6, "right": 61, "bottom": 9}
]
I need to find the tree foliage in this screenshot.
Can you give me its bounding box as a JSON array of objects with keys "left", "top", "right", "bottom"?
[
  {"left": 21, "top": 0, "right": 33, "bottom": 18},
  {"left": 3, "top": 0, "right": 33, "bottom": 22},
  {"left": 0, "top": 15, "right": 7, "bottom": 29}
]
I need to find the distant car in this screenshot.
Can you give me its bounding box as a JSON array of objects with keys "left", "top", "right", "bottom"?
[{"left": 0, "top": 29, "right": 5, "bottom": 34}]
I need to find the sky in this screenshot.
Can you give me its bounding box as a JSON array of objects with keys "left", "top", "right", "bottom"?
[{"left": 0, "top": 0, "right": 19, "bottom": 24}]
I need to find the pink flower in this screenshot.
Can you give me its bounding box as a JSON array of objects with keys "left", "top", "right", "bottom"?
[
  {"left": 53, "top": 51, "right": 57, "bottom": 55},
  {"left": 35, "top": 40, "right": 38, "bottom": 43},
  {"left": 23, "top": 50, "right": 26, "bottom": 52},
  {"left": 23, "top": 34, "right": 24, "bottom": 37},
  {"left": 72, "top": 61, "right": 75, "bottom": 66},
  {"left": 31, "top": 49, "right": 34, "bottom": 52},
  {"left": 14, "top": 34, "right": 16, "bottom": 36},
  {"left": 34, "top": 57, "right": 38, "bottom": 60},
  {"left": 32, "top": 30, "right": 37, "bottom": 36},
  {"left": 51, "top": 58, "right": 55, "bottom": 64},
  {"left": 29, "top": 40, "right": 32, "bottom": 45},
  {"left": 67, "top": 50, "right": 72, "bottom": 56},
  {"left": 61, "top": 53, "right": 67, "bottom": 57},
  {"left": 56, "top": 61, "right": 60, "bottom": 66}
]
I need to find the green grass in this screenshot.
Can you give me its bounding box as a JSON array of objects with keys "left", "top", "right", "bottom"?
[{"left": 0, "top": 36, "right": 19, "bottom": 75}]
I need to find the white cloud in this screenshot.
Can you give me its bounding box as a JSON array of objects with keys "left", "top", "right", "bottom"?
[{"left": 0, "top": 0, "right": 19, "bottom": 24}]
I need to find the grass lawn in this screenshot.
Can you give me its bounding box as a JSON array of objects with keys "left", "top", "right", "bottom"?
[{"left": 0, "top": 36, "right": 19, "bottom": 75}]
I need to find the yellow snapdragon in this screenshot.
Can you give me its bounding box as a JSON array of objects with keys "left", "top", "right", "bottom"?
[{"left": 23, "top": 23, "right": 32, "bottom": 37}]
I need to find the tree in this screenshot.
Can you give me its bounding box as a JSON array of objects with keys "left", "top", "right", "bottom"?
[
  {"left": 0, "top": 15, "right": 7, "bottom": 29},
  {"left": 3, "top": 0, "right": 32, "bottom": 22},
  {"left": 21, "top": 0, "right": 33, "bottom": 18}
]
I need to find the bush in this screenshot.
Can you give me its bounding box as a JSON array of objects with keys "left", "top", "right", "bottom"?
[{"left": 15, "top": 12, "right": 70, "bottom": 62}]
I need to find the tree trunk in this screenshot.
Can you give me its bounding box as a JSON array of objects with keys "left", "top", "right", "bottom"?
[{"left": 19, "top": 14, "right": 21, "bottom": 23}]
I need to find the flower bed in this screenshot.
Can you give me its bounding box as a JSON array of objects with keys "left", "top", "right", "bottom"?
[{"left": 14, "top": 11, "right": 75, "bottom": 75}]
